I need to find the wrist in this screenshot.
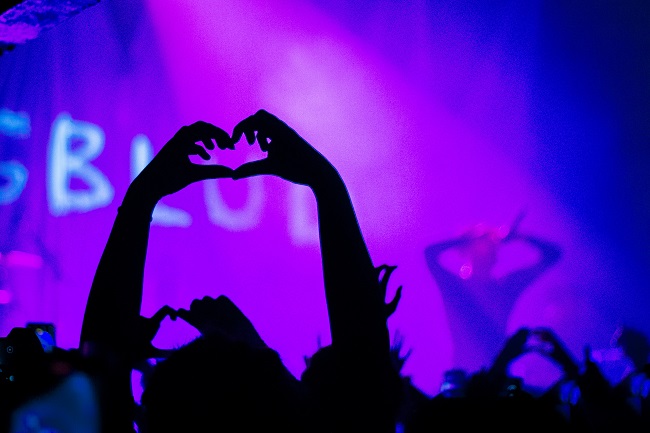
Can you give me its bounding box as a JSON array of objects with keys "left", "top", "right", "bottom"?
[
  {"left": 311, "top": 170, "right": 346, "bottom": 197},
  {"left": 120, "top": 186, "right": 159, "bottom": 217}
]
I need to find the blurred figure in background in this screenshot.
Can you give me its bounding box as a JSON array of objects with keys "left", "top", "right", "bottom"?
[
  {"left": 608, "top": 324, "right": 650, "bottom": 427},
  {"left": 404, "top": 327, "right": 572, "bottom": 432},
  {"left": 424, "top": 212, "right": 562, "bottom": 373}
]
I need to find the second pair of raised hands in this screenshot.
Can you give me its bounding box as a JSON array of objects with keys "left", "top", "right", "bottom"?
[
  {"left": 132, "top": 110, "right": 338, "bottom": 203},
  {"left": 138, "top": 295, "right": 268, "bottom": 359}
]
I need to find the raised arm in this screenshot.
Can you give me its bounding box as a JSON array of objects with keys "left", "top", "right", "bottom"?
[
  {"left": 499, "top": 229, "right": 562, "bottom": 289},
  {"left": 232, "top": 110, "right": 396, "bottom": 432},
  {"left": 78, "top": 122, "right": 233, "bottom": 431},
  {"left": 424, "top": 232, "right": 475, "bottom": 282},
  {"left": 80, "top": 121, "right": 233, "bottom": 353},
  {"left": 231, "top": 110, "right": 384, "bottom": 350}
]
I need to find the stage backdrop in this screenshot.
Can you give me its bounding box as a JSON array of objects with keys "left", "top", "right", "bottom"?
[{"left": 1, "top": 0, "right": 648, "bottom": 396}]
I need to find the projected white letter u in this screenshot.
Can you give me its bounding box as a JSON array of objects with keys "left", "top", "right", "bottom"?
[{"left": 204, "top": 157, "right": 263, "bottom": 231}]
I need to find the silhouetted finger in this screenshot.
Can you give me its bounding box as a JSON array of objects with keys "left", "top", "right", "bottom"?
[
  {"left": 188, "top": 296, "right": 216, "bottom": 312},
  {"left": 174, "top": 308, "right": 195, "bottom": 325},
  {"left": 232, "top": 115, "right": 259, "bottom": 145},
  {"left": 386, "top": 285, "right": 402, "bottom": 317},
  {"left": 214, "top": 295, "right": 246, "bottom": 316},
  {"left": 232, "top": 128, "right": 255, "bottom": 146},
  {"left": 190, "top": 143, "right": 211, "bottom": 160},
  {"left": 257, "top": 132, "right": 270, "bottom": 152},
  {"left": 379, "top": 265, "right": 397, "bottom": 284},
  {"left": 377, "top": 264, "right": 396, "bottom": 278},
  {"left": 375, "top": 264, "right": 388, "bottom": 276},
  {"left": 189, "top": 121, "right": 233, "bottom": 150},
  {"left": 254, "top": 109, "right": 280, "bottom": 127},
  {"left": 192, "top": 124, "right": 216, "bottom": 151},
  {"left": 215, "top": 294, "right": 235, "bottom": 306},
  {"left": 149, "top": 305, "right": 176, "bottom": 324},
  {"left": 200, "top": 138, "right": 215, "bottom": 151},
  {"left": 210, "top": 126, "right": 235, "bottom": 149},
  {"left": 232, "top": 158, "right": 273, "bottom": 179},
  {"left": 207, "top": 126, "right": 234, "bottom": 150}
]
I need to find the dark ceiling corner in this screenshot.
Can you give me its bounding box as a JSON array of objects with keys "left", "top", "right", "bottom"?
[{"left": 0, "top": 0, "right": 101, "bottom": 56}]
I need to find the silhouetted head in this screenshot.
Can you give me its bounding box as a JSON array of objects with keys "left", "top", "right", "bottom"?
[
  {"left": 301, "top": 343, "right": 404, "bottom": 431},
  {"left": 611, "top": 325, "right": 650, "bottom": 370},
  {"left": 139, "top": 332, "right": 313, "bottom": 433}
]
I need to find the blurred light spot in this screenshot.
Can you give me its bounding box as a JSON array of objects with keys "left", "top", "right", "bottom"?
[
  {"left": 0, "top": 160, "right": 29, "bottom": 204},
  {"left": 459, "top": 263, "right": 473, "bottom": 279},
  {"left": 0, "top": 108, "right": 30, "bottom": 137},
  {"left": 0, "top": 289, "right": 12, "bottom": 304},
  {"left": 497, "top": 224, "right": 510, "bottom": 239},
  {"left": 4, "top": 250, "right": 43, "bottom": 268}
]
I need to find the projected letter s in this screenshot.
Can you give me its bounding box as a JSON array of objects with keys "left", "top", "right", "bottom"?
[
  {"left": 0, "top": 161, "right": 28, "bottom": 205},
  {"left": 0, "top": 108, "right": 31, "bottom": 204},
  {"left": 131, "top": 134, "right": 191, "bottom": 227},
  {"left": 47, "top": 113, "right": 114, "bottom": 216}
]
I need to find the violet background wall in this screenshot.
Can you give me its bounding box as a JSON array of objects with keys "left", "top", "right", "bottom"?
[{"left": 1, "top": 0, "right": 648, "bottom": 396}]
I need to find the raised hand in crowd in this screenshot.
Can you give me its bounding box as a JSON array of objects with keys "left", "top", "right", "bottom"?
[
  {"left": 174, "top": 294, "right": 268, "bottom": 350},
  {"left": 232, "top": 110, "right": 401, "bottom": 433},
  {"left": 79, "top": 121, "right": 234, "bottom": 433},
  {"left": 529, "top": 327, "right": 581, "bottom": 381}
]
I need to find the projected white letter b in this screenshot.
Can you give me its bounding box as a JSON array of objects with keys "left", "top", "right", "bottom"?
[{"left": 47, "top": 113, "right": 114, "bottom": 216}]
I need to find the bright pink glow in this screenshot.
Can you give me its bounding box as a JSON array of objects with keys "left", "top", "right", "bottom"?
[
  {"left": 2, "top": 250, "right": 43, "bottom": 268},
  {"left": 0, "top": 289, "right": 12, "bottom": 304},
  {"left": 459, "top": 264, "right": 472, "bottom": 279}
]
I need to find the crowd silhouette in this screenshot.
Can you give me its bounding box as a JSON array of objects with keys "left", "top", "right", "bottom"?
[{"left": 1, "top": 110, "right": 649, "bottom": 432}]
